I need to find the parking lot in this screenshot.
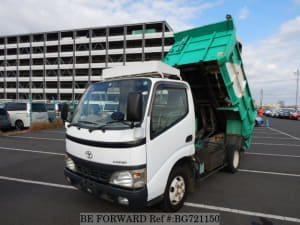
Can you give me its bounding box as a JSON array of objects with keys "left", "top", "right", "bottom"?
[{"left": 0, "top": 117, "right": 299, "bottom": 225}]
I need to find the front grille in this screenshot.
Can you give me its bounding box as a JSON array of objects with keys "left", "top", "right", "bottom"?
[
  {"left": 76, "top": 163, "right": 112, "bottom": 183},
  {"left": 68, "top": 155, "right": 114, "bottom": 183}
]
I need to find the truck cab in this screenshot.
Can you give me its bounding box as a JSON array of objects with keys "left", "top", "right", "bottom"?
[{"left": 64, "top": 61, "right": 196, "bottom": 211}]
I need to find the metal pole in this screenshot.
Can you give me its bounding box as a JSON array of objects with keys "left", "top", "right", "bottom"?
[
  {"left": 29, "top": 95, "right": 32, "bottom": 127},
  {"left": 296, "top": 69, "right": 299, "bottom": 111},
  {"left": 260, "top": 88, "right": 263, "bottom": 108}
]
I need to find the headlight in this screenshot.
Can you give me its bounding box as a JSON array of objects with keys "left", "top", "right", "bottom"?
[
  {"left": 65, "top": 155, "right": 77, "bottom": 172},
  {"left": 109, "top": 168, "right": 146, "bottom": 189}
]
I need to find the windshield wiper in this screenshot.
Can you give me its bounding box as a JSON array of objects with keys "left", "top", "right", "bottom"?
[
  {"left": 77, "top": 120, "right": 98, "bottom": 125},
  {"left": 67, "top": 122, "right": 80, "bottom": 128},
  {"left": 88, "top": 120, "right": 133, "bottom": 132},
  {"left": 67, "top": 120, "right": 98, "bottom": 128}
]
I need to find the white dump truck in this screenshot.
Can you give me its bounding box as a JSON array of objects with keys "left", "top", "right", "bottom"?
[{"left": 63, "top": 18, "right": 255, "bottom": 211}]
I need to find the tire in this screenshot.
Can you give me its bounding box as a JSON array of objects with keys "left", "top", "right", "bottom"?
[
  {"left": 15, "top": 120, "right": 24, "bottom": 130},
  {"left": 162, "top": 166, "right": 189, "bottom": 212},
  {"left": 226, "top": 145, "right": 240, "bottom": 173}
]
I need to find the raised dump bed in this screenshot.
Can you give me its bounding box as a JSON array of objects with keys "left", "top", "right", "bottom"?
[{"left": 163, "top": 18, "right": 256, "bottom": 149}]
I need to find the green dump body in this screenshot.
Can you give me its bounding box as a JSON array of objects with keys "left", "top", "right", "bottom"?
[{"left": 163, "top": 19, "right": 256, "bottom": 149}]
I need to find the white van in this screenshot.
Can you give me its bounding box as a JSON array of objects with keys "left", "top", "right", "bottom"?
[{"left": 4, "top": 102, "right": 49, "bottom": 129}]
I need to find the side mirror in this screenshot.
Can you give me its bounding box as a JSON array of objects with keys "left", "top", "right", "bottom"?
[
  {"left": 127, "top": 92, "right": 143, "bottom": 122},
  {"left": 61, "top": 103, "right": 69, "bottom": 122}
]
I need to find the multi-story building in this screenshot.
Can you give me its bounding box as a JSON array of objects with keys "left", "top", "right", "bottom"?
[{"left": 0, "top": 21, "right": 174, "bottom": 101}]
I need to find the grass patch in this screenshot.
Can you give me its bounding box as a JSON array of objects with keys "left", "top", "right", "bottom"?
[
  {"left": 30, "top": 119, "right": 65, "bottom": 131},
  {"left": 0, "top": 119, "right": 65, "bottom": 136}
]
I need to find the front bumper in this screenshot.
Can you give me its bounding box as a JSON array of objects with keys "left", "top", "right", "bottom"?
[{"left": 65, "top": 168, "right": 148, "bottom": 208}]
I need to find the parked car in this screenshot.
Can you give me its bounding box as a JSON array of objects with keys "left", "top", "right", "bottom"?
[
  {"left": 264, "top": 110, "right": 272, "bottom": 116},
  {"left": 273, "top": 110, "right": 281, "bottom": 118},
  {"left": 277, "top": 108, "right": 294, "bottom": 119},
  {"left": 0, "top": 108, "right": 11, "bottom": 131},
  {"left": 270, "top": 110, "right": 278, "bottom": 117},
  {"left": 255, "top": 116, "right": 264, "bottom": 126},
  {"left": 46, "top": 103, "right": 62, "bottom": 122},
  {"left": 290, "top": 111, "right": 300, "bottom": 120},
  {"left": 281, "top": 109, "right": 296, "bottom": 119},
  {"left": 3, "top": 102, "right": 49, "bottom": 129}
]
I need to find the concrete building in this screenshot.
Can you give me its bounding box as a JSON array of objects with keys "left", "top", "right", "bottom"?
[{"left": 0, "top": 21, "right": 174, "bottom": 101}]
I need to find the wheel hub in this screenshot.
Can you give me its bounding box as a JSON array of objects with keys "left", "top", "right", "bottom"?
[
  {"left": 233, "top": 151, "right": 240, "bottom": 168},
  {"left": 169, "top": 176, "right": 185, "bottom": 205}
]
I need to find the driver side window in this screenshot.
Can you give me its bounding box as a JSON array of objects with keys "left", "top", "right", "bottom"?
[{"left": 150, "top": 84, "right": 188, "bottom": 139}]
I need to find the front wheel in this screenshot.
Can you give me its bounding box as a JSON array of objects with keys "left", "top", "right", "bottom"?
[
  {"left": 226, "top": 145, "right": 240, "bottom": 173},
  {"left": 163, "top": 166, "right": 188, "bottom": 212}
]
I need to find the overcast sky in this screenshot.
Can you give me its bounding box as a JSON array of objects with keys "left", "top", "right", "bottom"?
[{"left": 0, "top": 0, "right": 300, "bottom": 106}]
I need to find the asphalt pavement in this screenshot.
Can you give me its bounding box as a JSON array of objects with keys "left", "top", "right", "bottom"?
[{"left": 0, "top": 117, "right": 299, "bottom": 225}]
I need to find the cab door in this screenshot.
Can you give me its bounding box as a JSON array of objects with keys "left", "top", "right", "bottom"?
[{"left": 146, "top": 82, "right": 195, "bottom": 201}]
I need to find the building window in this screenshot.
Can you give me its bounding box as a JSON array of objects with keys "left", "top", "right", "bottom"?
[
  {"left": 32, "top": 82, "right": 43, "bottom": 88},
  {"left": 60, "top": 82, "right": 72, "bottom": 89},
  {"left": 32, "top": 94, "right": 44, "bottom": 100},
  {"left": 75, "top": 69, "right": 88, "bottom": 76},
  {"left": 75, "top": 81, "right": 88, "bottom": 89},
  {"left": 92, "top": 55, "right": 105, "bottom": 63},
  {"left": 60, "top": 93, "right": 72, "bottom": 101},
  {"left": 46, "top": 82, "right": 58, "bottom": 88},
  {"left": 145, "top": 52, "right": 161, "bottom": 61},
  {"left": 145, "top": 38, "right": 162, "bottom": 47},
  {"left": 126, "top": 53, "right": 142, "bottom": 62},
  {"left": 7, "top": 82, "right": 16, "bottom": 88},
  {"left": 109, "top": 41, "right": 123, "bottom": 49},
  {"left": 126, "top": 40, "right": 142, "bottom": 48}
]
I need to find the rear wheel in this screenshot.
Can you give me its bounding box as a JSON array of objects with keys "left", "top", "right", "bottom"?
[
  {"left": 15, "top": 120, "right": 24, "bottom": 130},
  {"left": 163, "top": 166, "right": 188, "bottom": 212},
  {"left": 226, "top": 145, "right": 240, "bottom": 173}
]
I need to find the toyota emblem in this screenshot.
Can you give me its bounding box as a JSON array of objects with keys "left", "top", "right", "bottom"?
[{"left": 85, "top": 151, "right": 93, "bottom": 159}]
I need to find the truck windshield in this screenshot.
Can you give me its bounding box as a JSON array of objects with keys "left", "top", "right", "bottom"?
[{"left": 71, "top": 79, "right": 151, "bottom": 129}]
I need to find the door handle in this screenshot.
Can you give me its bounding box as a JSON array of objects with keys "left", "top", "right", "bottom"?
[{"left": 185, "top": 135, "right": 193, "bottom": 143}]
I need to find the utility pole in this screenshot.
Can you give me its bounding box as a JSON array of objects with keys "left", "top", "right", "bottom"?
[
  {"left": 259, "top": 88, "right": 263, "bottom": 108},
  {"left": 296, "top": 69, "right": 299, "bottom": 111}
]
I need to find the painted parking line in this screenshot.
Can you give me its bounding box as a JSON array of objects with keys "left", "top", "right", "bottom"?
[
  {"left": 268, "top": 127, "right": 300, "bottom": 141},
  {"left": 2, "top": 135, "right": 64, "bottom": 141},
  {"left": 40, "top": 130, "right": 66, "bottom": 134},
  {"left": 252, "top": 137, "right": 294, "bottom": 140},
  {"left": 253, "top": 131, "right": 289, "bottom": 134},
  {"left": 0, "top": 146, "right": 64, "bottom": 156},
  {"left": 239, "top": 169, "right": 300, "bottom": 178},
  {"left": 0, "top": 176, "right": 76, "bottom": 190},
  {"left": 0, "top": 175, "right": 299, "bottom": 224},
  {"left": 245, "top": 152, "right": 300, "bottom": 158},
  {"left": 184, "top": 202, "right": 300, "bottom": 223},
  {"left": 252, "top": 132, "right": 281, "bottom": 135},
  {"left": 252, "top": 143, "right": 300, "bottom": 147}
]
